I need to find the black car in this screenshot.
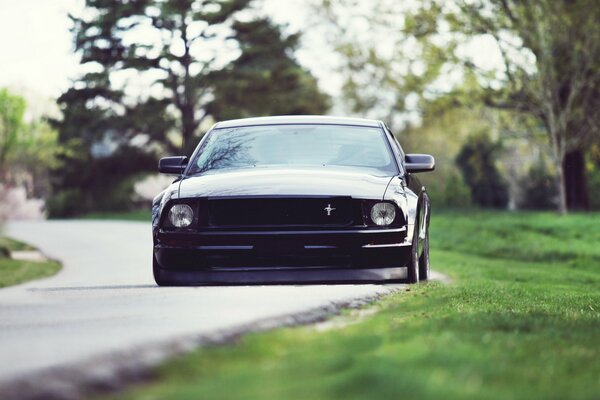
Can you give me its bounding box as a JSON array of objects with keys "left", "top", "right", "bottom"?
[{"left": 152, "top": 116, "right": 434, "bottom": 285}]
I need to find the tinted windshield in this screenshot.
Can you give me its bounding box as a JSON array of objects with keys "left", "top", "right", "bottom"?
[{"left": 188, "top": 124, "right": 398, "bottom": 176}]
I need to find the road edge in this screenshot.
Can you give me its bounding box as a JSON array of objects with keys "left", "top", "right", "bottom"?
[{"left": 0, "top": 286, "right": 402, "bottom": 400}]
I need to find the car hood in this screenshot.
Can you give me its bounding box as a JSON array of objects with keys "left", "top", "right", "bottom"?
[{"left": 177, "top": 168, "right": 394, "bottom": 199}]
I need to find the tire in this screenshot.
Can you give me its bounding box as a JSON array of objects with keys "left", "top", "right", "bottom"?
[
  {"left": 406, "top": 227, "right": 420, "bottom": 284},
  {"left": 153, "top": 254, "right": 170, "bottom": 286},
  {"left": 418, "top": 227, "right": 430, "bottom": 281}
]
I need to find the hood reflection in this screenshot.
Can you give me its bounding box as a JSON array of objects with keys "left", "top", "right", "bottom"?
[{"left": 179, "top": 167, "right": 393, "bottom": 200}]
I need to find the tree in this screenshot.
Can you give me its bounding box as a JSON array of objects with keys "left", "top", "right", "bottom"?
[
  {"left": 518, "top": 157, "right": 558, "bottom": 210},
  {"left": 318, "top": 0, "right": 600, "bottom": 213},
  {"left": 456, "top": 131, "right": 509, "bottom": 209},
  {"left": 70, "top": 0, "right": 252, "bottom": 152},
  {"left": 0, "top": 88, "right": 26, "bottom": 175},
  {"left": 0, "top": 88, "right": 60, "bottom": 207},
  {"left": 50, "top": 71, "right": 161, "bottom": 216},
  {"left": 438, "top": 0, "right": 600, "bottom": 213},
  {"left": 52, "top": 1, "right": 329, "bottom": 216},
  {"left": 206, "top": 18, "right": 330, "bottom": 120}
]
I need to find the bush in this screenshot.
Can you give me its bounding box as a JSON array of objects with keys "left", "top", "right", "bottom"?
[
  {"left": 48, "top": 147, "right": 156, "bottom": 217},
  {"left": 517, "top": 159, "right": 558, "bottom": 210},
  {"left": 456, "top": 132, "right": 509, "bottom": 209},
  {"left": 46, "top": 189, "right": 86, "bottom": 218},
  {"left": 421, "top": 170, "right": 472, "bottom": 209},
  {"left": 588, "top": 166, "right": 600, "bottom": 211},
  {"left": 47, "top": 175, "right": 145, "bottom": 217}
]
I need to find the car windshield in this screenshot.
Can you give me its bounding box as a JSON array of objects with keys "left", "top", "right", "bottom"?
[{"left": 188, "top": 124, "right": 398, "bottom": 176}]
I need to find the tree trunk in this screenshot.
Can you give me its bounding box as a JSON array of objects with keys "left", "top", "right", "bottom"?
[
  {"left": 181, "top": 105, "right": 196, "bottom": 154},
  {"left": 556, "top": 158, "right": 568, "bottom": 214},
  {"left": 562, "top": 149, "right": 589, "bottom": 211},
  {"left": 550, "top": 127, "right": 568, "bottom": 214}
]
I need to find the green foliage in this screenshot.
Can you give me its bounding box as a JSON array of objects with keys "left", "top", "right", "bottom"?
[
  {"left": 207, "top": 18, "right": 330, "bottom": 121},
  {"left": 0, "top": 88, "right": 26, "bottom": 170},
  {"left": 54, "top": 2, "right": 329, "bottom": 216},
  {"left": 589, "top": 174, "right": 600, "bottom": 210},
  {"left": 401, "top": 101, "right": 507, "bottom": 209},
  {"left": 53, "top": 1, "right": 258, "bottom": 216},
  {"left": 0, "top": 88, "right": 60, "bottom": 197},
  {"left": 416, "top": 0, "right": 600, "bottom": 212},
  {"left": 456, "top": 132, "right": 509, "bottom": 208},
  {"left": 518, "top": 158, "right": 558, "bottom": 210},
  {"left": 588, "top": 166, "right": 600, "bottom": 211},
  {"left": 422, "top": 170, "right": 471, "bottom": 209},
  {"left": 46, "top": 189, "right": 84, "bottom": 218},
  {"left": 47, "top": 148, "right": 155, "bottom": 217},
  {"left": 321, "top": 0, "right": 600, "bottom": 212},
  {"left": 106, "top": 211, "right": 600, "bottom": 400},
  {"left": 51, "top": 71, "right": 161, "bottom": 216}
]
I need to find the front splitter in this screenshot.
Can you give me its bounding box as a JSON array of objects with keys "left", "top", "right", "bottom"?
[{"left": 157, "top": 266, "right": 408, "bottom": 285}]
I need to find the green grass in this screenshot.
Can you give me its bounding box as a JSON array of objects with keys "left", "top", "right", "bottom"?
[
  {"left": 105, "top": 211, "right": 600, "bottom": 400},
  {"left": 0, "top": 236, "right": 61, "bottom": 288},
  {"left": 0, "top": 257, "right": 61, "bottom": 288},
  {"left": 0, "top": 236, "right": 35, "bottom": 252},
  {"left": 78, "top": 210, "right": 151, "bottom": 221}
]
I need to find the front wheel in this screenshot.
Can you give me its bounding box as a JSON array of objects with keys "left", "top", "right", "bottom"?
[
  {"left": 153, "top": 254, "right": 171, "bottom": 286},
  {"left": 406, "top": 229, "right": 420, "bottom": 284},
  {"left": 418, "top": 228, "right": 430, "bottom": 281}
]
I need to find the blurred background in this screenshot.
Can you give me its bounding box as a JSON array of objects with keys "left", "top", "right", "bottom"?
[{"left": 2, "top": 0, "right": 600, "bottom": 220}]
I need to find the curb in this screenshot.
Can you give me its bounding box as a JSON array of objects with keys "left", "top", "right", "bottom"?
[{"left": 0, "top": 287, "right": 401, "bottom": 400}]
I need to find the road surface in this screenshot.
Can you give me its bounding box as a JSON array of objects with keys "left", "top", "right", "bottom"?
[{"left": 0, "top": 221, "right": 400, "bottom": 386}]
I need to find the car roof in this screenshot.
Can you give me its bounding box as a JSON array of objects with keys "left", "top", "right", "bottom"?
[{"left": 213, "top": 115, "right": 382, "bottom": 129}]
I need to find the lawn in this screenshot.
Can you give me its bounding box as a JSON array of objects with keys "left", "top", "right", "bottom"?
[
  {"left": 106, "top": 211, "right": 600, "bottom": 400},
  {"left": 0, "top": 236, "right": 61, "bottom": 288},
  {"left": 0, "top": 236, "right": 35, "bottom": 252}
]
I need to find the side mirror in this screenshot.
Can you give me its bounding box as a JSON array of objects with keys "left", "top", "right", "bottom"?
[
  {"left": 405, "top": 154, "right": 435, "bottom": 173},
  {"left": 159, "top": 156, "right": 188, "bottom": 175}
]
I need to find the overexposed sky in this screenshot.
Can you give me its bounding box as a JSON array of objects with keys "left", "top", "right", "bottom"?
[
  {"left": 0, "top": 0, "right": 81, "bottom": 98},
  {"left": 0, "top": 0, "right": 504, "bottom": 120},
  {"left": 0, "top": 0, "right": 340, "bottom": 100}
]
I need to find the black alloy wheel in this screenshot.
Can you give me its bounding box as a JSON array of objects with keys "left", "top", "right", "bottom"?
[
  {"left": 418, "top": 227, "right": 430, "bottom": 281},
  {"left": 406, "top": 226, "right": 420, "bottom": 284}
]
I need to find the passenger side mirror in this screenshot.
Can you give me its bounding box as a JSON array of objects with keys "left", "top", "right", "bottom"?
[
  {"left": 159, "top": 156, "right": 188, "bottom": 175},
  {"left": 405, "top": 154, "right": 435, "bottom": 173}
]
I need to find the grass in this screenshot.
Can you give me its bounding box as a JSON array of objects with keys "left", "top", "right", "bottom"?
[
  {"left": 78, "top": 210, "right": 151, "bottom": 221},
  {"left": 0, "top": 236, "right": 35, "bottom": 252},
  {"left": 0, "top": 236, "right": 61, "bottom": 288},
  {"left": 104, "top": 211, "right": 600, "bottom": 400},
  {"left": 0, "top": 257, "right": 61, "bottom": 288}
]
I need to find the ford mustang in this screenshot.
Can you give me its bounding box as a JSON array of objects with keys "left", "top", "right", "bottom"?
[{"left": 152, "top": 116, "right": 434, "bottom": 285}]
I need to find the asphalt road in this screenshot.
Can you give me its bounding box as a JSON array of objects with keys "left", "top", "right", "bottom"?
[{"left": 0, "top": 221, "right": 400, "bottom": 383}]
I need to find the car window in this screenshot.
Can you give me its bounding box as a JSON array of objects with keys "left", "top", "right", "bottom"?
[{"left": 189, "top": 124, "right": 398, "bottom": 176}]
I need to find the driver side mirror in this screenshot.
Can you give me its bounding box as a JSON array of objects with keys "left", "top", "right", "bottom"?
[
  {"left": 405, "top": 154, "right": 435, "bottom": 173},
  {"left": 159, "top": 156, "right": 188, "bottom": 175}
]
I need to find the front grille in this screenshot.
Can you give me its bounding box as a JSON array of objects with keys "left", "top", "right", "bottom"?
[{"left": 207, "top": 197, "right": 361, "bottom": 228}]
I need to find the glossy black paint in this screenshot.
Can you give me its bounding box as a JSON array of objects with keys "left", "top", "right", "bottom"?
[
  {"left": 177, "top": 168, "right": 393, "bottom": 199},
  {"left": 405, "top": 154, "right": 436, "bottom": 173},
  {"left": 153, "top": 116, "right": 434, "bottom": 285},
  {"left": 158, "top": 156, "right": 188, "bottom": 174}
]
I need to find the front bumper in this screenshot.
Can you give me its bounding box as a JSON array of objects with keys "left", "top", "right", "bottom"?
[{"left": 154, "top": 227, "right": 411, "bottom": 271}]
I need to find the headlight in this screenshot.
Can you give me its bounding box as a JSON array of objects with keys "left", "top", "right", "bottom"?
[
  {"left": 370, "top": 202, "right": 396, "bottom": 226},
  {"left": 168, "top": 204, "right": 193, "bottom": 228}
]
